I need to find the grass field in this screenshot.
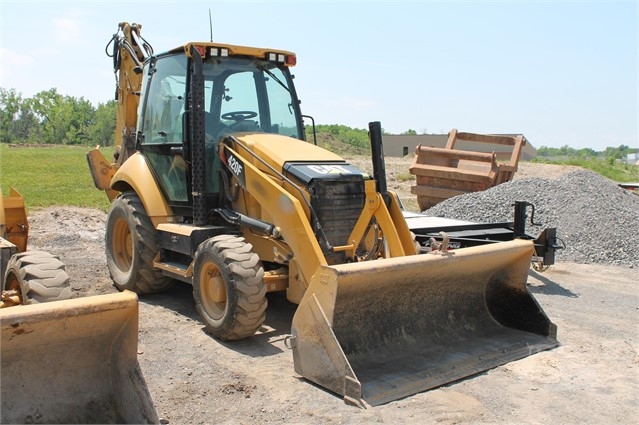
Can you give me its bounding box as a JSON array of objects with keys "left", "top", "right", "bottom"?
[
  {"left": 0, "top": 144, "right": 112, "bottom": 211},
  {"left": 2, "top": 144, "right": 637, "bottom": 211},
  {"left": 533, "top": 157, "right": 639, "bottom": 182}
]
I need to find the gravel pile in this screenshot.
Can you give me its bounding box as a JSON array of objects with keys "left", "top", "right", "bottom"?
[{"left": 423, "top": 168, "right": 639, "bottom": 268}]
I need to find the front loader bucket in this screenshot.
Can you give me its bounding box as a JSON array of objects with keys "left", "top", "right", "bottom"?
[
  {"left": 292, "top": 239, "right": 558, "bottom": 407},
  {"left": 1, "top": 292, "right": 158, "bottom": 424}
]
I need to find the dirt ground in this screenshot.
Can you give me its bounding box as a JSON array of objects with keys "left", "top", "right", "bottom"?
[{"left": 25, "top": 160, "right": 638, "bottom": 425}]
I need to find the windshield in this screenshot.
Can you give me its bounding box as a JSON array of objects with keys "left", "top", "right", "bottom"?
[{"left": 203, "top": 56, "right": 302, "bottom": 141}]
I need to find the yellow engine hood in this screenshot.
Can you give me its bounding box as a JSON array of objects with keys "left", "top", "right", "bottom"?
[{"left": 235, "top": 133, "right": 345, "bottom": 170}]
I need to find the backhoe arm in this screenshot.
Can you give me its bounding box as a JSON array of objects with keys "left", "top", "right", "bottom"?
[
  {"left": 109, "top": 22, "right": 153, "bottom": 165},
  {"left": 88, "top": 22, "right": 154, "bottom": 201}
]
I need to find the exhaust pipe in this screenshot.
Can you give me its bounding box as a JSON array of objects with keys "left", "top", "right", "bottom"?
[{"left": 368, "top": 121, "right": 389, "bottom": 204}]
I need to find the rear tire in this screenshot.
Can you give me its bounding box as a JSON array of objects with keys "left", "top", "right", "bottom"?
[
  {"left": 4, "top": 251, "right": 72, "bottom": 304},
  {"left": 193, "top": 235, "right": 267, "bottom": 340},
  {"left": 105, "top": 191, "right": 172, "bottom": 294}
]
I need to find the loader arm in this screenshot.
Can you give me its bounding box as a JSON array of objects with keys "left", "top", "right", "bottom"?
[
  {"left": 345, "top": 181, "right": 415, "bottom": 258},
  {"left": 218, "top": 137, "right": 418, "bottom": 293},
  {"left": 87, "top": 22, "right": 153, "bottom": 201},
  {"left": 219, "top": 141, "right": 325, "bottom": 288}
]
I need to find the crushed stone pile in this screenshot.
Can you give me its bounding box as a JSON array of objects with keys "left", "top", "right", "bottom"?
[{"left": 423, "top": 168, "right": 639, "bottom": 268}]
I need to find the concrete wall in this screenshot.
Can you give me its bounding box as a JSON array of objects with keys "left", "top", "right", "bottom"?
[{"left": 383, "top": 133, "right": 537, "bottom": 161}]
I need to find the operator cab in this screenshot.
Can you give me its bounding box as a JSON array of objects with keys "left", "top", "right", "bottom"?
[{"left": 136, "top": 44, "right": 304, "bottom": 216}]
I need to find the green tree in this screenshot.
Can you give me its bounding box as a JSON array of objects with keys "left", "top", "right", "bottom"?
[
  {"left": 13, "top": 106, "right": 41, "bottom": 142},
  {"left": 576, "top": 147, "right": 597, "bottom": 158},
  {"left": 66, "top": 96, "right": 95, "bottom": 145},
  {"left": 30, "top": 88, "right": 95, "bottom": 144},
  {"left": 312, "top": 124, "right": 369, "bottom": 148},
  {"left": 88, "top": 100, "right": 117, "bottom": 146},
  {"left": 0, "top": 88, "right": 23, "bottom": 143},
  {"left": 29, "top": 88, "right": 64, "bottom": 143},
  {"left": 605, "top": 144, "right": 636, "bottom": 160}
]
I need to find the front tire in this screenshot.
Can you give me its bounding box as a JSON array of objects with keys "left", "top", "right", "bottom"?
[
  {"left": 193, "top": 235, "right": 267, "bottom": 340},
  {"left": 105, "top": 191, "right": 172, "bottom": 294},
  {"left": 4, "top": 251, "right": 72, "bottom": 304}
]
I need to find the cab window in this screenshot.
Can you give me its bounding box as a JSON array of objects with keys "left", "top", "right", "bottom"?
[
  {"left": 142, "top": 55, "right": 187, "bottom": 144},
  {"left": 140, "top": 54, "right": 189, "bottom": 203}
]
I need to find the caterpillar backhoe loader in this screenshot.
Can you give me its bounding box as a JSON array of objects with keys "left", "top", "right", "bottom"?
[
  {"left": 0, "top": 188, "right": 158, "bottom": 423},
  {"left": 87, "top": 22, "right": 558, "bottom": 407}
]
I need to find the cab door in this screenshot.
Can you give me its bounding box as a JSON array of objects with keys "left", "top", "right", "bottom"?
[{"left": 139, "top": 53, "right": 189, "bottom": 206}]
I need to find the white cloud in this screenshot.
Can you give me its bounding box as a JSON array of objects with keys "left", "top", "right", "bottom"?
[{"left": 0, "top": 47, "right": 35, "bottom": 82}]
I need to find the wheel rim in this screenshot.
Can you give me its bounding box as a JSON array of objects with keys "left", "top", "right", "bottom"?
[
  {"left": 6, "top": 273, "right": 19, "bottom": 292},
  {"left": 5, "top": 273, "right": 23, "bottom": 304},
  {"left": 199, "top": 261, "right": 226, "bottom": 320},
  {"left": 111, "top": 216, "right": 133, "bottom": 272}
]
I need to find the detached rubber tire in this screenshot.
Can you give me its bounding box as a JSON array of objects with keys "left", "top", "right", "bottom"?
[
  {"left": 193, "top": 235, "right": 267, "bottom": 340},
  {"left": 106, "top": 191, "right": 172, "bottom": 294},
  {"left": 4, "top": 251, "right": 72, "bottom": 304}
]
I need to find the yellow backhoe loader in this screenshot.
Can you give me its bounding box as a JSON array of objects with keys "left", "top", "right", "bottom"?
[
  {"left": 1, "top": 189, "right": 158, "bottom": 423},
  {"left": 88, "top": 22, "right": 559, "bottom": 407}
]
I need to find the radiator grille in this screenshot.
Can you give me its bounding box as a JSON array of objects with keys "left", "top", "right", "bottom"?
[{"left": 309, "top": 177, "right": 365, "bottom": 263}]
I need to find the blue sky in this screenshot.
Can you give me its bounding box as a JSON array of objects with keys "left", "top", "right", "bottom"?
[{"left": 1, "top": 1, "right": 636, "bottom": 150}]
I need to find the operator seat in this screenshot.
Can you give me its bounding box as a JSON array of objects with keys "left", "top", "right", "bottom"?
[
  {"left": 203, "top": 111, "right": 223, "bottom": 194},
  {"left": 204, "top": 111, "right": 222, "bottom": 142}
]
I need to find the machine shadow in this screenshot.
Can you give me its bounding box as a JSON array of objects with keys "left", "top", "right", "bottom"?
[
  {"left": 528, "top": 269, "right": 579, "bottom": 298},
  {"left": 138, "top": 280, "right": 199, "bottom": 320},
  {"left": 215, "top": 292, "right": 298, "bottom": 357},
  {"left": 139, "top": 280, "right": 297, "bottom": 357}
]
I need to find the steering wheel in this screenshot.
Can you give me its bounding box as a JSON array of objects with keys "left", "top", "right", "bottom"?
[{"left": 221, "top": 111, "right": 257, "bottom": 122}]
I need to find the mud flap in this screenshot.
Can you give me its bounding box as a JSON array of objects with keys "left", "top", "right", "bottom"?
[
  {"left": 0, "top": 291, "right": 158, "bottom": 424},
  {"left": 292, "top": 239, "right": 558, "bottom": 407},
  {"left": 86, "top": 148, "right": 119, "bottom": 201}
]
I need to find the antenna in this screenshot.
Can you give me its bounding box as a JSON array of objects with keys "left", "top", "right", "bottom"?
[{"left": 209, "top": 9, "right": 213, "bottom": 42}]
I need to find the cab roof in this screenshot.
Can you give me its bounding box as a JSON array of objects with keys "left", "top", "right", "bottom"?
[{"left": 168, "top": 42, "right": 297, "bottom": 66}]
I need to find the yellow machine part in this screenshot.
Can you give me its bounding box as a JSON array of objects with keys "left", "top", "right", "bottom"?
[
  {"left": 86, "top": 148, "right": 119, "bottom": 201},
  {"left": 1, "top": 187, "right": 28, "bottom": 252},
  {"left": 87, "top": 149, "right": 174, "bottom": 226},
  {"left": 0, "top": 291, "right": 158, "bottom": 424},
  {"left": 291, "top": 239, "right": 558, "bottom": 407}
]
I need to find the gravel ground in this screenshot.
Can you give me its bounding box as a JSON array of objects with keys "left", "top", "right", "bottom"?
[
  {"left": 13, "top": 160, "right": 639, "bottom": 424},
  {"left": 423, "top": 168, "right": 639, "bottom": 268}
]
